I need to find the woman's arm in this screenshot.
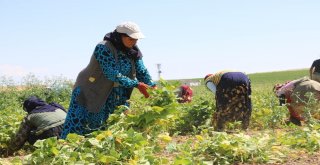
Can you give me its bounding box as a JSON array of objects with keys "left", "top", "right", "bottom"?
[
  {"left": 135, "top": 59, "right": 156, "bottom": 87},
  {"left": 7, "top": 118, "right": 31, "bottom": 154}
]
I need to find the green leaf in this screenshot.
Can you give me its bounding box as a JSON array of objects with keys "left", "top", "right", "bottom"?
[
  {"left": 152, "top": 106, "right": 164, "bottom": 113},
  {"left": 99, "top": 155, "right": 117, "bottom": 163},
  {"left": 66, "top": 133, "right": 83, "bottom": 143},
  {"left": 173, "top": 157, "right": 192, "bottom": 165},
  {"left": 87, "top": 138, "right": 102, "bottom": 148},
  {"left": 50, "top": 147, "right": 59, "bottom": 156}
]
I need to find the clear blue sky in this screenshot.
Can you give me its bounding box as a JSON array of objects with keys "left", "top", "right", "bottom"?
[{"left": 1, "top": 0, "right": 320, "bottom": 82}]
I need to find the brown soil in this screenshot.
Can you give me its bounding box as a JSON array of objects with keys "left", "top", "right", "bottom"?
[
  {"left": 238, "top": 151, "right": 320, "bottom": 165},
  {"left": 268, "top": 151, "right": 320, "bottom": 165}
]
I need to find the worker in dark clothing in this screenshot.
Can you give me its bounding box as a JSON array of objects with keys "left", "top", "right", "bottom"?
[{"left": 4, "top": 96, "right": 66, "bottom": 155}]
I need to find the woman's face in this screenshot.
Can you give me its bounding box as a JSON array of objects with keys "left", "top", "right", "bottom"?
[{"left": 121, "top": 35, "right": 138, "bottom": 48}]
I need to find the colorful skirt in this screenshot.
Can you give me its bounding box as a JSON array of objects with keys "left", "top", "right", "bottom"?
[
  {"left": 60, "top": 86, "right": 129, "bottom": 139},
  {"left": 214, "top": 72, "right": 252, "bottom": 131}
]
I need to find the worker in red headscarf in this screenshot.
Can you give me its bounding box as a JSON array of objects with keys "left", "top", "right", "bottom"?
[{"left": 176, "top": 85, "right": 193, "bottom": 103}]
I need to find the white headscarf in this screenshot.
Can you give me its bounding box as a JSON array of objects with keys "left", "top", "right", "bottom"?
[{"left": 206, "top": 81, "right": 216, "bottom": 93}]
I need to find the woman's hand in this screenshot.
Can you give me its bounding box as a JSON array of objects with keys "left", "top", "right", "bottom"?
[{"left": 137, "top": 82, "right": 150, "bottom": 98}]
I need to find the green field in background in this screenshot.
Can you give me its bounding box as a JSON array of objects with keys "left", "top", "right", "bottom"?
[
  {"left": 248, "top": 69, "right": 309, "bottom": 86},
  {"left": 173, "top": 68, "right": 309, "bottom": 94},
  {"left": 175, "top": 68, "right": 308, "bottom": 85}
]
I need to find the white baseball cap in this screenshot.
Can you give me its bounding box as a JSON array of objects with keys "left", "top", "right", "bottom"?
[{"left": 116, "top": 21, "right": 145, "bottom": 39}]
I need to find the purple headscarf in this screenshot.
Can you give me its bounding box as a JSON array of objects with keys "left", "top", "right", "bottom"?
[{"left": 23, "top": 96, "right": 66, "bottom": 114}]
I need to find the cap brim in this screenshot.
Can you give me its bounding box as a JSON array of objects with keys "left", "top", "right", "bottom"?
[{"left": 128, "top": 32, "right": 145, "bottom": 39}]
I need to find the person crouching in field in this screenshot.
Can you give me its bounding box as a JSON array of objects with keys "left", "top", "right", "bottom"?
[
  {"left": 176, "top": 84, "right": 193, "bottom": 103},
  {"left": 274, "top": 77, "right": 320, "bottom": 126},
  {"left": 204, "top": 71, "right": 252, "bottom": 131},
  {"left": 3, "top": 96, "right": 66, "bottom": 156}
]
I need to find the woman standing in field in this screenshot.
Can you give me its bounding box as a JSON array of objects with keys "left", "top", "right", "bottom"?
[
  {"left": 60, "top": 21, "right": 156, "bottom": 138},
  {"left": 204, "top": 71, "right": 252, "bottom": 131},
  {"left": 274, "top": 77, "right": 320, "bottom": 126}
]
